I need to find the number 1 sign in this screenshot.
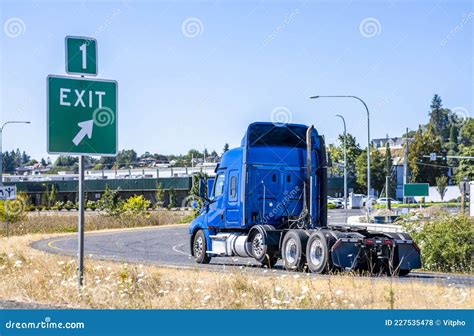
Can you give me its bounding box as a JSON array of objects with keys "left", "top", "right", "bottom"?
[{"left": 65, "top": 36, "right": 98, "bottom": 76}]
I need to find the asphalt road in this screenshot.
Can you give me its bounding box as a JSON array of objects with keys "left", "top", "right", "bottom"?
[{"left": 32, "top": 209, "right": 473, "bottom": 287}]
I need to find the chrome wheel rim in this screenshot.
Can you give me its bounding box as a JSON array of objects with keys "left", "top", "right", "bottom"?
[
  {"left": 285, "top": 237, "right": 298, "bottom": 264},
  {"left": 194, "top": 236, "right": 203, "bottom": 258},
  {"left": 252, "top": 233, "right": 265, "bottom": 258},
  {"left": 309, "top": 238, "right": 324, "bottom": 267}
]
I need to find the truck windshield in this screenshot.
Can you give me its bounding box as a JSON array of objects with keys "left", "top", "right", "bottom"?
[
  {"left": 213, "top": 174, "right": 225, "bottom": 198},
  {"left": 248, "top": 124, "right": 307, "bottom": 148}
]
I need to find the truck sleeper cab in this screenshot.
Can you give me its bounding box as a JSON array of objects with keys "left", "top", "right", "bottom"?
[{"left": 189, "top": 122, "right": 421, "bottom": 275}]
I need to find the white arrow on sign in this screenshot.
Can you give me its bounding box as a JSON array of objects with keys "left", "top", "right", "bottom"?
[{"left": 72, "top": 119, "right": 94, "bottom": 146}]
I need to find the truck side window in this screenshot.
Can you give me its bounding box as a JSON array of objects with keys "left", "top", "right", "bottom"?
[
  {"left": 213, "top": 174, "right": 225, "bottom": 198},
  {"left": 230, "top": 176, "right": 236, "bottom": 198}
]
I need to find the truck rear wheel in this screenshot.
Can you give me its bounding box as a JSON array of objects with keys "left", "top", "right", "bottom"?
[
  {"left": 306, "top": 231, "right": 331, "bottom": 274},
  {"left": 251, "top": 232, "right": 278, "bottom": 268},
  {"left": 281, "top": 230, "right": 308, "bottom": 271},
  {"left": 397, "top": 269, "right": 410, "bottom": 276},
  {"left": 193, "top": 230, "right": 211, "bottom": 264}
]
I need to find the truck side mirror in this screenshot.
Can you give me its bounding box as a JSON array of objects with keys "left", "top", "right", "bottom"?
[{"left": 207, "top": 178, "right": 215, "bottom": 199}]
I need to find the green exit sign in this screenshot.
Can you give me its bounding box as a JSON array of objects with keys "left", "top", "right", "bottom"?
[
  {"left": 65, "top": 36, "right": 98, "bottom": 76},
  {"left": 404, "top": 183, "right": 429, "bottom": 197},
  {"left": 47, "top": 75, "right": 117, "bottom": 156}
]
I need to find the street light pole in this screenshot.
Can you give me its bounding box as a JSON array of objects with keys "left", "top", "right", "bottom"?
[
  {"left": 0, "top": 121, "right": 31, "bottom": 186},
  {"left": 335, "top": 115, "right": 348, "bottom": 222},
  {"left": 310, "top": 95, "right": 371, "bottom": 201}
]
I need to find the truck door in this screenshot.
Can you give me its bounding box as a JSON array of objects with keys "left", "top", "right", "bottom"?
[
  {"left": 225, "top": 169, "right": 240, "bottom": 228},
  {"left": 206, "top": 172, "right": 226, "bottom": 228}
]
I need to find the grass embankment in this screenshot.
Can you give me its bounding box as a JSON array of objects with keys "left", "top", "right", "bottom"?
[
  {"left": 0, "top": 210, "right": 192, "bottom": 237},
  {"left": 0, "top": 234, "right": 471, "bottom": 309}
]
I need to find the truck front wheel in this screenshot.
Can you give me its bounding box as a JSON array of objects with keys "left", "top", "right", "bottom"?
[
  {"left": 193, "top": 230, "right": 211, "bottom": 264},
  {"left": 251, "top": 232, "right": 278, "bottom": 268},
  {"left": 281, "top": 230, "right": 308, "bottom": 271}
]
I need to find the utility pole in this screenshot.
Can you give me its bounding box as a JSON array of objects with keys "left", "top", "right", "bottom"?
[
  {"left": 385, "top": 134, "right": 391, "bottom": 210},
  {"left": 403, "top": 128, "right": 409, "bottom": 204},
  {"left": 310, "top": 95, "right": 371, "bottom": 202},
  {"left": 336, "top": 115, "right": 348, "bottom": 222}
]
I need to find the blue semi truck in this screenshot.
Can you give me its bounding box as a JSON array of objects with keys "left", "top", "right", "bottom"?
[{"left": 189, "top": 122, "right": 421, "bottom": 275}]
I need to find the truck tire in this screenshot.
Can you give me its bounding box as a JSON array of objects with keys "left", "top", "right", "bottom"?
[
  {"left": 306, "top": 231, "right": 331, "bottom": 274},
  {"left": 250, "top": 231, "right": 278, "bottom": 268},
  {"left": 281, "top": 230, "right": 308, "bottom": 271},
  {"left": 193, "top": 230, "right": 211, "bottom": 264},
  {"left": 397, "top": 269, "right": 410, "bottom": 276}
]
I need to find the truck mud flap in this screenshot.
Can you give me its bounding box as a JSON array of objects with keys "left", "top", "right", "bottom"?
[
  {"left": 396, "top": 241, "right": 421, "bottom": 270},
  {"left": 330, "top": 239, "right": 361, "bottom": 269}
]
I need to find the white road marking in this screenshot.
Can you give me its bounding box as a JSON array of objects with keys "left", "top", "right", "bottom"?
[{"left": 172, "top": 243, "right": 189, "bottom": 256}]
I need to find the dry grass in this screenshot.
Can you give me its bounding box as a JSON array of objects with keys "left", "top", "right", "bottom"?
[
  {"left": 0, "top": 210, "right": 191, "bottom": 237},
  {"left": 0, "top": 234, "right": 472, "bottom": 309}
]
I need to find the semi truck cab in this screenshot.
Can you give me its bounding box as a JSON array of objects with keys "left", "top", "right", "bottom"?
[{"left": 189, "top": 122, "right": 421, "bottom": 275}]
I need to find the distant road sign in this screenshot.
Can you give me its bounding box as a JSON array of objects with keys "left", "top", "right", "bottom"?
[
  {"left": 65, "top": 36, "right": 98, "bottom": 76},
  {"left": 404, "top": 183, "right": 429, "bottom": 197},
  {"left": 429, "top": 153, "right": 437, "bottom": 161},
  {"left": 0, "top": 186, "right": 16, "bottom": 200},
  {"left": 47, "top": 75, "right": 117, "bottom": 156}
]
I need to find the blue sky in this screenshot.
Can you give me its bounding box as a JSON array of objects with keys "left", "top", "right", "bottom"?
[{"left": 0, "top": 0, "right": 472, "bottom": 160}]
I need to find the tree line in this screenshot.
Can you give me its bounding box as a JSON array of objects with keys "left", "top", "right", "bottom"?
[
  {"left": 1, "top": 143, "right": 231, "bottom": 173},
  {"left": 328, "top": 94, "right": 473, "bottom": 197}
]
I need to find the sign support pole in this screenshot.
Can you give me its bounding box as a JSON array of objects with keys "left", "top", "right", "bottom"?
[
  {"left": 78, "top": 155, "right": 85, "bottom": 290},
  {"left": 5, "top": 199, "right": 8, "bottom": 238}
]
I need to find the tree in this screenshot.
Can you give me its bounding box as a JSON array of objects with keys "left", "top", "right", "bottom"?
[
  {"left": 156, "top": 183, "right": 165, "bottom": 207},
  {"left": 355, "top": 147, "right": 386, "bottom": 195},
  {"left": 97, "top": 185, "right": 123, "bottom": 216},
  {"left": 436, "top": 176, "right": 448, "bottom": 201},
  {"left": 21, "top": 151, "right": 30, "bottom": 164},
  {"left": 115, "top": 149, "right": 137, "bottom": 167},
  {"left": 384, "top": 141, "right": 396, "bottom": 198},
  {"left": 223, "top": 143, "right": 229, "bottom": 154},
  {"left": 428, "top": 94, "right": 451, "bottom": 140},
  {"left": 54, "top": 155, "right": 78, "bottom": 167},
  {"left": 327, "top": 133, "right": 361, "bottom": 178},
  {"left": 408, "top": 125, "right": 447, "bottom": 185},
  {"left": 99, "top": 156, "right": 116, "bottom": 169},
  {"left": 168, "top": 187, "right": 177, "bottom": 208},
  {"left": 48, "top": 184, "right": 58, "bottom": 207},
  {"left": 454, "top": 118, "right": 474, "bottom": 182}
]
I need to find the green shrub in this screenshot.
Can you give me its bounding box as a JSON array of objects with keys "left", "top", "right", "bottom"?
[
  {"left": 52, "top": 201, "right": 64, "bottom": 211},
  {"left": 0, "top": 192, "right": 28, "bottom": 223},
  {"left": 327, "top": 203, "right": 336, "bottom": 209},
  {"left": 122, "top": 195, "right": 151, "bottom": 217},
  {"left": 403, "top": 214, "right": 473, "bottom": 273},
  {"left": 86, "top": 200, "right": 97, "bottom": 211},
  {"left": 97, "top": 186, "right": 123, "bottom": 216},
  {"left": 64, "top": 200, "right": 76, "bottom": 211}
]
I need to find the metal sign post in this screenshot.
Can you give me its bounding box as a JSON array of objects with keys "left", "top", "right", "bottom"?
[
  {"left": 78, "top": 155, "right": 85, "bottom": 288},
  {"left": 47, "top": 36, "right": 117, "bottom": 290}
]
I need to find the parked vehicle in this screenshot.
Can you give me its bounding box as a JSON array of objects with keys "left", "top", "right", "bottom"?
[
  {"left": 377, "top": 197, "right": 401, "bottom": 205},
  {"left": 327, "top": 196, "right": 343, "bottom": 208},
  {"left": 189, "top": 122, "right": 421, "bottom": 275}
]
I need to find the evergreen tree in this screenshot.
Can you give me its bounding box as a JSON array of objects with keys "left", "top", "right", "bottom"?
[
  {"left": 428, "top": 94, "right": 451, "bottom": 140},
  {"left": 223, "top": 143, "right": 229, "bottom": 154}
]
